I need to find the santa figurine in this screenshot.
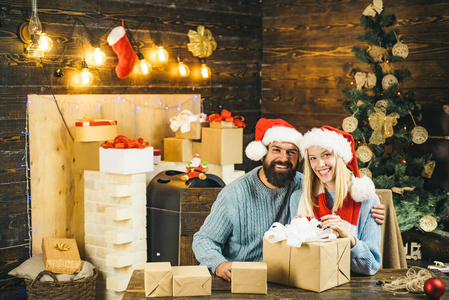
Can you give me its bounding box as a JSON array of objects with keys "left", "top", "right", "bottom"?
[{"left": 181, "top": 154, "right": 208, "bottom": 181}]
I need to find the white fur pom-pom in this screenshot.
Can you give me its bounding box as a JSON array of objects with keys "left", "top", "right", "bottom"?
[
  {"left": 350, "top": 176, "right": 376, "bottom": 202},
  {"left": 245, "top": 141, "right": 267, "bottom": 161}
]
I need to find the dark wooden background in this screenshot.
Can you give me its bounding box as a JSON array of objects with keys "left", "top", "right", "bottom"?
[{"left": 1, "top": 0, "right": 448, "bottom": 298}]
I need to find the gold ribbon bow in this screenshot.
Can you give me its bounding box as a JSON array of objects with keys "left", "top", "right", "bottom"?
[
  {"left": 363, "top": 0, "right": 383, "bottom": 17},
  {"left": 55, "top": 243, "right": 70, "bottom": 251},
  {"left": 187, "top": 26, "right": 217, "bottom": 58},
  {"left": 369, "top": 107, "right": 400, "bottom": 145},
  {"left": 354, "top": 72, "right": 376, "bottom": 91}
]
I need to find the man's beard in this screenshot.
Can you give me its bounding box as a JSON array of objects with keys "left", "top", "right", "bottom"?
[{"left": 262, "top": 159, "right": 296, "bottom": 188}]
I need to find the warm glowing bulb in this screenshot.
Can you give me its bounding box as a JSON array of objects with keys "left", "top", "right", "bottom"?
[
  {"left": 26, "top": 42, "right": 44, "bottom": 58},
  {"left": 79, "top": 62, "right": 93, "bottom": 85},
  {"left": 91, "top": 48, "right": 106, "bottom": 65},
  {"left": 402, "top": 160, "right": 406, "bottom": 164},
  {"left": 38, "top": 33, "right": 53, "bottom": 52},
  {"left": 178, "top": 61, "right": 190, "bottom": 78},
  {"left": 139, "top": 59, "right": 152, "bottom": 75},
  {"left": 155, "top": 46, "right": 169, "bottom": 62},
  {"left": 201, "top": 64, "right": 211, "bottom": 79}
]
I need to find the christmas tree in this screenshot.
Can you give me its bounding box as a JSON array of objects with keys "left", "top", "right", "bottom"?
[{"left": 340, "top": 0, "right": 449, "bottom": 232}]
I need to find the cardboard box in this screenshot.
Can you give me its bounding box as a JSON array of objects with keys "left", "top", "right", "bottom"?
[
  {"left": 263, "top": 237, "right": 350, "bottom": 292},
  {"left": 74, "top": 141, "right": 102, "bottom": 170},
  {"left": 99, "top": 147, "right": 154, "bottom": 175},
  {"left": 210, "top": 121, "right": 238, "bottom": 129},
  {"left": 192, "top": 141, "right": 203, "bottom": 158},
  {"left": 231, "top": 262, "right": 267, "bottom": 294},
  {"left": 201, "top": 128, "right": 243, "bottom": 165},
  {"left": 145, "top": 262, "right": 173, "bottom": 297},
  {"left": 42, "top": 238, "right": 82, "bottom": 274},
  {"left": 172, "top": 266, "right": 211, "bottom": 297},
  {"left": 75, "top": 120, "right": 117, "bottom": 142},
  {"left": 175, "top": 122, "right": 207, "bottom": 140},
  {"left": 163, "top": 137, "right": 193, "bottom": 162}
]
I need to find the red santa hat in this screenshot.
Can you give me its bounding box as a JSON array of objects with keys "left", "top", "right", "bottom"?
[
  {"left": 245, "top": 118, "right": 302, "bottom": 161},
  {"left": 300, "top": 126, "right": 376, "bottom": 202}
]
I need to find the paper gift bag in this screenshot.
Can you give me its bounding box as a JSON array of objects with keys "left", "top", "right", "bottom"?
[
  {"left": 172, "top": 266, "right": 211, "bottom": 297},
  {"left": 145, "top": 262, "right": 173, "bottom": 297},
  {"left": 231, "top": 262, "right": 267, "bottom": 294},
  {"left": 42, "top": 238, "right": 82, "bottom": 274},
  {"left": 163, "top": 137, "right": 193, "bottom": 162},
  {"left": 263, "top": 237, "right": 350, "bottom": 292}
]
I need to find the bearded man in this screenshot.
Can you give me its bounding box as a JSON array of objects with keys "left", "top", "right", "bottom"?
[{"left": 192, "top": 118, "right": 384, "bottom": 282}]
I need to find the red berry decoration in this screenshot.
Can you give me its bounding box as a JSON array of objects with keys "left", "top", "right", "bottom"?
[{"left": 424, "top": 278, "right": 445, "bottom": 299}]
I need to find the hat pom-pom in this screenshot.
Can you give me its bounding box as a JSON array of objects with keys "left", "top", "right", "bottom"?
[
  {"left": 350, "top": 176, "right": 376, "bottom": 202},
  {"left": 245, "top": 141, "right": 267, "bottom": 161}
]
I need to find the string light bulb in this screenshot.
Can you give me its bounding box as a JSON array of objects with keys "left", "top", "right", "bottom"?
[
  {"left": 38, "top": 32, "right": 53, "bottom": 52},
  {"left": 200, "top": 58, "right": 210, "bottom": 79},
  {"left": 155, "top": 41, "right": 169, "bottom": 62},
  {"left": 177, "top": 57, "right": 190, "bottom": 78},
  {"left": 137, "top": 53, "right": 152, "bottom": 75},
  {"left": 91, "top": 47, "right": 106, "bottom": 65},
  {"left": 79, "top": 60, "right": 93, "bottom": 85}
]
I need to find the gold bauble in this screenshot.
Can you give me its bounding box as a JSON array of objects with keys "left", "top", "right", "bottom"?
[
  {"left": 392, "top": 42, "right": 409, "bottom": 59},
  {"left": 356, "top": 145, "right": 373, "bottom": 163},
  {"left": 382, "top": 74, "right": 398, "bottom": 90},
  {"left": 342, "top": 116, "right": 358, "bottom": 133},
  {"left": 359, "top": 167, "right": 372, "bottom": 179},
  {"left": 411, "top": 126, "right": 428, "bottom": 144},
  {"left": 419, "top": 215, "right": 438, "bottom": 232}
]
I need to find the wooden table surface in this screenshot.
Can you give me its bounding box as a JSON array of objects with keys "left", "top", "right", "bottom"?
[{"left": 123, "top": 268, "right": 449, "bottom": 299}]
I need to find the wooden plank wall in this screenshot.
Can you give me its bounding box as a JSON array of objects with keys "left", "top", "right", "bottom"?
[
  {"left": 261, "top": 0, "right": 449, "bottom": 191},
  {"left": 0, "top": 0, "right": 261, "bottom": 294}
]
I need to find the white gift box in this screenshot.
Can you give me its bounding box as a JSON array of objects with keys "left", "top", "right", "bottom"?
[{"left": 100, "top": 147, "right": 154, "bottom": 175}]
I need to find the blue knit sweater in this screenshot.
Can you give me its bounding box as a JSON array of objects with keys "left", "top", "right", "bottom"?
[{"left": 192, "top": 166, "right": 303, "bottom": 273}]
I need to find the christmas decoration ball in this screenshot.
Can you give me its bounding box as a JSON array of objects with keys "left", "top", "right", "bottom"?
[
  {"left": 420, "top": 215, "right": 438, "bottom": 232},
  {"left": 392, "top": 42, "right": 409, "bottom": 59},
  {"left": 342, "top": 116, "right": 358, "bottom": 133},
  {"left": 382, "top": 74, "right": 398, "bottom": 90},
  {"left": 424, "top": 278, "right": 445, "bottom": 298}
]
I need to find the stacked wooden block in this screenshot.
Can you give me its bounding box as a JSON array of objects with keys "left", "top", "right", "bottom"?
[{"left": 84, "top": 171, "right": 147, "bottom": 299}]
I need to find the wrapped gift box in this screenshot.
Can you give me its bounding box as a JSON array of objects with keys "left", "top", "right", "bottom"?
[
  {"left": 172, "top": 266, "right": 211, "bottom": 297},
  {"left": 263, "top": 237, "right": 350, "bottom": 292},
  {"left": 175, "top": 122, "right": 208, "bottom": 140},
  {"left": 192, "top": 141, "right": 203, "bottom": 158},
  {"left": 145, "top": 262, "right": 173, "bottom": 297},
  {"left": 74, "top": 141, "right": 102, "bottom": 171},
  {"left": 231, "top": 262, "right": 267, "bottom": 294},
  {"left": 210, "top": 121, "right": 238, "bottom": 129},
  {"left": 75, "top": 119, "right": 117, "bottom": 142},
  {"left": 163, "top": 137, "right": 193, "bottom": 162},
  {"left": 99, "top": 147, "right": 154, "bottom": 175},
  {"left": 42, "top": 237, "right": 82, "bottom": 274},
  {"left": 201, "top": 128, "right": 243, "bottom": 165}
]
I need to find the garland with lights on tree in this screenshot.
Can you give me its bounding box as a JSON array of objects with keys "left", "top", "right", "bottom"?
[{"left": 340, "top": 0, "right": 449, "bottom": 232}]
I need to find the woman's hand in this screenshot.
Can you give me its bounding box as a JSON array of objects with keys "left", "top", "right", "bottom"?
[{"left": 319, "top": 214, "right": 356, "bottom": 247}]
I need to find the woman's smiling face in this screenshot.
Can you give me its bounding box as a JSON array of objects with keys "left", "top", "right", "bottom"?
[{"left": 308, "top": 146, "right": 337, "bottom": 191}]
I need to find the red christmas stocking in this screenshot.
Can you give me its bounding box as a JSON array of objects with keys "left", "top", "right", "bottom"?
[{"left": 107, "top": 26, "right": 138, "bottom": 79}]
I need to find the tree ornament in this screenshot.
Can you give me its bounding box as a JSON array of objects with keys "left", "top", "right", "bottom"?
[
  {"left": 392, "top": 42, "right": 409, "bottom": 59},
  {"left": 422, "top": 160, "right": 436, "bottom": 178},
  {"left": 187, "top": 26, "right": 217, "bottom": 58},
  {"left": 424, "top": 278, "right": 445, "bottom": 299},
  {"left": 369, "top": 108, "right": 400, "bottom": 144},
  {"left": 375, "top": 100, "right": 388, "bottom": 113},
  {"left": 369, "top": 131, "right": 385, "bottom": 145},
  {"left": 391, "top": 186, "right": 415, "bottom": 194},
  {"left": 107, "top": 26, "right": 138, "bottom": 79},
  {"left": 359, "top": 167, "right": 372, "bottom": 179},
  {"left": 355, "top": 72, "right": 377, "bottom": 90},
  {"left": 380, "top": 61, "right": 393, "bottom": 74},
  {"left": 368, "top": 45, "right": 389, "bottom": 63},
  {"left": 363, "top": 0, "right": 383, "bottom": 17},
  {"left": 419, "top": 215, "right": 438, "bottom": 232},
  {"left": 356, "top": 100, "right": 365, "bottom": 107},
  {"left": 342, "top": 116, "right": 358, "bottom": 133},
  {"left": 356, "top": 145, "right": 373, "bottom": 163},
  {"left": 382, "top": 74, "right": 398, "bottom": 90},
  {"left": 411, "top": 126, "right": 428, "bottom": 144}
]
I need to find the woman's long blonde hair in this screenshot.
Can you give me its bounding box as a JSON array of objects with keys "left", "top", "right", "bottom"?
[{"left": 298, "top": 148, "right": 352, "bottom": 216}]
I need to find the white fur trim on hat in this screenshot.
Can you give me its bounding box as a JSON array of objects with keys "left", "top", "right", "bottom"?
[
  {"left": 245, "top": 141, "right": 267, "bottom": 161},
  {"left": 349, "top": 176, "right": 376, "bottom": 202},
  {"left": 300, "top": 128, "right": 353, "bottom": 164},
  {"left": 262, "top": 126, "right": 302, "bottom": 149},
  {"left": 107, "top": 26, "right": 126, "bottom": 45}
]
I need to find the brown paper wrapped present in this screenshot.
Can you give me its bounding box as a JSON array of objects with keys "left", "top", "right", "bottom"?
[
  {"left": 172, "top": 265, "right": 211, "bottom": 297},
  {"left": 231, "top": 262, "right": 267, "bottom": 294},
  {"left": 201, "top": 127, "right": 243, "bottom": 165},
  {"left": 145, "top": 262, "right": 173, "bottom": 297},
  {"left": 42, "top": 238, "right": 82, "bottom": 274},
  {"left": 263, "top": 237, "right": 350, "bottom": 292},
  {"left": 163, "top": 137, "right": 193, "bottom": 162}
]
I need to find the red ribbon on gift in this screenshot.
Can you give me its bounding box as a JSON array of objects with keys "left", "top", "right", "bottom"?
[
  {"left": 101, "top": 135, "right": 149, "bottom": 149},
  {"left": 205, "top": 109, "right": 246, "bottom": 128}
]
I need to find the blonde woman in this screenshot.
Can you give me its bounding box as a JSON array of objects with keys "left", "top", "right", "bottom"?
[{"left": 290, "top": 126, "right": 381, "bottom": 275}]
